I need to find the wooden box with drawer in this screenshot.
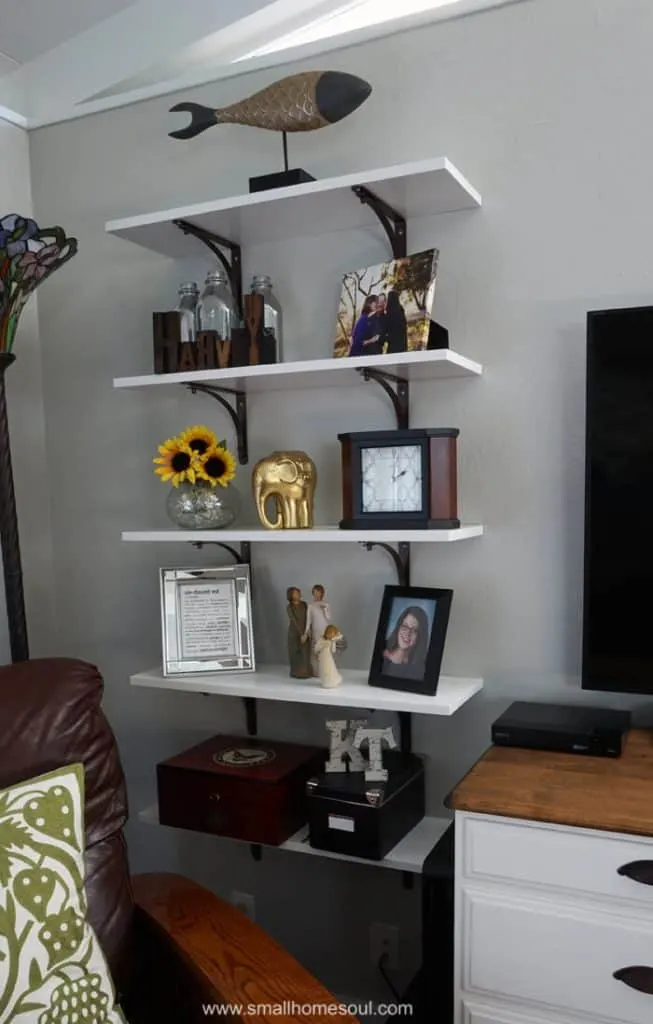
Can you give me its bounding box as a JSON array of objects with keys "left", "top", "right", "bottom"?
[{"left": 157, "top": 735, "right": 326, "bottom": 845}]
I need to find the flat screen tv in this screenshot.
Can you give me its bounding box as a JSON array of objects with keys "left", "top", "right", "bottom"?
[{"left": 583, "top": 305, "right": 653, "bottom": 693}]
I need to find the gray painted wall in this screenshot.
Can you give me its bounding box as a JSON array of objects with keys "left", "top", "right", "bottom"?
[
  {"left": 0, "top": 120, "right": 56, "bottom": 664},
  {"left": 27, "top": 0, "right": 653, "bottom": 998}
]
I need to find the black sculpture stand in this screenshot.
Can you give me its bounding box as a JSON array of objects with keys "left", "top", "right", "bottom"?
[
  {"left": 249, "top": 132, "right": 316, "bottom": 193},
  {"left": 0, "top": 353, "right": 29, "bottom": 662}
]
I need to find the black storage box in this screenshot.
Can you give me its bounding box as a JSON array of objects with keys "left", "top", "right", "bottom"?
[{"left": 306, "top": 751, "right": 425, "bottom": 860}]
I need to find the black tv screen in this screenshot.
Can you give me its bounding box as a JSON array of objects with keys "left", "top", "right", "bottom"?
[{"left": 583, "top": 306, "right": 653, "bottom": 693}]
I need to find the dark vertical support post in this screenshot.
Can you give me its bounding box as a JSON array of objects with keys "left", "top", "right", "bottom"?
[
  {"left": 236, "top": 391, "right": 248, "bottom": 465},
  {"left": 244, "top": 697, "right": 258, "bottom": 736},
  {"left": 0, "top": 353, "right": 29, "bottom": 662},
  {"left": 230, "top": 245, "right": 243, "bottom": 328},
  {"left": 282, "top": 132, "right": 289, "bottom": 173},
  {"left": 398, "top": 711, "right": 412, "bottom": 755},
  {"left": 398, "top": 542, "right": 411, "bottom": 587},
  {"left": 396, "top": 380, "right": 409, "bottom": 430}
]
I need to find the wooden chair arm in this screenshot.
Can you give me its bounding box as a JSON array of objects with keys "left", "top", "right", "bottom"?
[{"left": 130, "top": 873, "right": 358, "bottom": 1024}]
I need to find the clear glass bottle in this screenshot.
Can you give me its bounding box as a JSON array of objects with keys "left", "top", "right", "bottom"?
[
  {"left": 177, "top": 282, "right": 199, "bottom": 343},
  {"left": 250, "top": 275, "right": 283, "bottom": 362},
  {"left": 198, "top": 269, "right": 236, "bottom": 340}
]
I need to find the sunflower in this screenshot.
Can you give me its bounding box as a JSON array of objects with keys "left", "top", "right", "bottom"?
[
  {"left": 153, "top": 437, "right": 197, "bottom": 487},
  {"left": 196, "top": 444, "right": 237, "bottom": 488},
  {"left": 178, "top": 425, "right": 217, "bottom": 458}
]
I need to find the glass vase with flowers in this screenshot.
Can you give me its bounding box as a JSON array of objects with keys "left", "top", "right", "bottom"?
[{"left": 153, "top": 425, "right": 240, "bottom": 529}]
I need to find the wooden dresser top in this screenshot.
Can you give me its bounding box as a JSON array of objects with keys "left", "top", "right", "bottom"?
[{"left": 448, "top": 729, "right": 653, "bottom": 837}]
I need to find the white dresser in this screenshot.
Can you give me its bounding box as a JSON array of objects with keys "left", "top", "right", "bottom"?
[{"left": 450, "top": 731, "right": 653, "bottom": 1024}]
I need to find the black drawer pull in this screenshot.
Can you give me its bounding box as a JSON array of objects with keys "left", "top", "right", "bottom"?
[
  {"left": 618, "top": 861, "right": 653, "bottom": 886},
  {"left": 614, "top": 967, "right": 653, "bottom": 994}
]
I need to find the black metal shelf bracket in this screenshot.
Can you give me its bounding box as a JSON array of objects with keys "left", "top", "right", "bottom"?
[
  {"left": 350, "top": 185, "right": 408, "bottom": 259},
  {"left": 359, "top": 368, "right": 409, "bottom": 430},
  {"left": 191, "top": 540, "right": 251, "bottom": 565},
  {"left": 173, "top": 219, "right": 243, "bottom": 319},
  {"left": 361, "top": 541, "right": 411, "bottom": 587},
  {"left": 185, "top": 382, "right": 248, "bottom": 465}
]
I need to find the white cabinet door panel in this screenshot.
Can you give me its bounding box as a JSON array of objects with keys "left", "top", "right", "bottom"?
[
  {"left": 462, "top": 815, "right": 653, "bottom": 908},
  {"left": 463, "top": 889, "right": 653, "bottom": 1024}
]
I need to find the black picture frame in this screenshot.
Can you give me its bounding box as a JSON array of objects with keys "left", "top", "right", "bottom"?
[{"left": 368, "top": 585, "right": 453, "bottom": 696}]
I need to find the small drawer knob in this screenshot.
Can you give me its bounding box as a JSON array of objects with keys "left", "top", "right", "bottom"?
[{"left": 614, "top": 966, "right": 653, "bottom": 994}]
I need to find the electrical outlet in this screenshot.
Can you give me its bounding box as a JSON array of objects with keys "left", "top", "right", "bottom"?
[
  {"left": 370, "top": 922, "right": 399, "bottom": 971},
  {"left": 231, "top": 890, "right": 256, "bottom": 921}
]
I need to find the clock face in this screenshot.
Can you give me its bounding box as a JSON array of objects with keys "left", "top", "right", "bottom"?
[{"left": 361, "top": 445, "right": 423, "bottom": 514}]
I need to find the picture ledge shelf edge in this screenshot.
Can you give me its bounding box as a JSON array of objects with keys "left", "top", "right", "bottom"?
[
  {"left": 138, "top": 807, "right": 451, "bottom": 874},
  {"left": 113, "top": 348, "right": 482, "bottom": 390},
  {"left": 130, "top": 665, "right": 483, "bottom": 716},
  {"left": 104, "top": 157, "right": 481, "bottom": 255},
  {"left": 121, "top": 525, "right": 484, "bottom": 543}
]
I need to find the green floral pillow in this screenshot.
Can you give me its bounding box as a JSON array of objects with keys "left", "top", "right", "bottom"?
[{"left": 0, "top": 764, "right": 126, "bottom": 1023}]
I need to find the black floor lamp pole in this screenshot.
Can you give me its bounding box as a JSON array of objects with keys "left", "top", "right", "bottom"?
[{"left": 0, "top": 352, "right": 29, "bottom": 662}]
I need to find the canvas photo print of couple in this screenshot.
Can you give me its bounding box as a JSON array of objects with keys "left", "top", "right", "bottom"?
[{"left": 333, "top": 248, "right": 439, "bottom": 359}]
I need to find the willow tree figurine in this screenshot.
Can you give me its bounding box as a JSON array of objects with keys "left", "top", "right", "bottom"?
[
  {"left": 303, "top": 584, "right": 330, "bottom": 672},
  {"left": 315, "top": 625, "right": 345, "bottom": 690},
  {"left": 286, "top": 586, "right": 312, "bottom": 679}
]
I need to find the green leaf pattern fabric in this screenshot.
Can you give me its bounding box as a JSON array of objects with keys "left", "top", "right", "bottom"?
[{"left": 0, "top": 765, "right": 126, "bottom": 1023}]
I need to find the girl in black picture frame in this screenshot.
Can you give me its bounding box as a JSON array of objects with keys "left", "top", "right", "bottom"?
[{"left": 382, "top": 604, "right": 431, "bottom": 680}]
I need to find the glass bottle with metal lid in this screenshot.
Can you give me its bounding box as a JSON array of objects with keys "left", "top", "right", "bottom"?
[
  {"left": 177, "top": 282, "right": 199, "bottom": 343},
  {"left": 250, "top": 275, "right": 283, "bottom": 362},
  {"left": 198, "top": 269, "right": 236, "bottom": 340}
]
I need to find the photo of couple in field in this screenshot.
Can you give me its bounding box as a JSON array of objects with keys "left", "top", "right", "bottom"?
[{"left": 333, "top": 248, "right": 439, "bottom": 359}]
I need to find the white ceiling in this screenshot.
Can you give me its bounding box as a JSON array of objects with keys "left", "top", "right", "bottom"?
[
  {"left": 0, "top": 0, "right": 136, "bottom": 63},
  {"left": 0, "top": 0, "right": 530, "bottom": 128}
]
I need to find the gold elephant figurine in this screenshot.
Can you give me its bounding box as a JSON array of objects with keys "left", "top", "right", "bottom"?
[{"left": 252, "top": 451, "right": 317, "bottom": 530}]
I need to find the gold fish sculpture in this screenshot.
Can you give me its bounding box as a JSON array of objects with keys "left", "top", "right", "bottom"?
[{"left": 169, "top": 70, "right": 371, "bottom": 140}]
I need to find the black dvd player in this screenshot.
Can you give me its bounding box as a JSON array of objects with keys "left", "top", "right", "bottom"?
[{"left": 491, "top": 702, "right": 631, "bottom": 758}]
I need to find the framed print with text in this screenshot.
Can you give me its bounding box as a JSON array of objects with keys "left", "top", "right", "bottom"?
[{"left": 160, "top": 565, "right": 255, "bottom": 676}]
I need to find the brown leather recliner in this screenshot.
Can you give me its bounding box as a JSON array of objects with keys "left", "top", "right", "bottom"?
[{"left": 0, "top": 658, "right": 353, "bottom": 1024}]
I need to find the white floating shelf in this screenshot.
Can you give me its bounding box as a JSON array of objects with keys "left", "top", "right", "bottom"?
[
  {"left": 105, "top": 158, "right": 481, "bottom": 256},
  {"left": 130, "top": 665, "right": 483, "bottom": 716},
  {"left": 122, "top": 525, "right": 484, "bottom": 544},
  {"left": 114, "top": 348, "right": 482, "bottom": 391},
  {"left": 138, "top": 807, "right": 451, "bottom": 875}
]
